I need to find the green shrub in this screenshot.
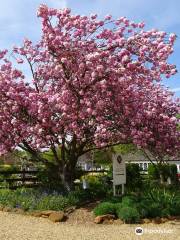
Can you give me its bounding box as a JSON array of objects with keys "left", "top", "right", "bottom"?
[
  {"left": 121, "top": 196, "right": 137, "bottom": 207},
  {"left": 0, "top": 165, "right": 21, "bottom": 188},
  {"left": 104, "top": 195, "right": 123, "bottom": 204},
  {"left": 146, "top": 202, "right": 162, "bottom": 218},
  {"left": 126, "top": 164, "right": 142, "bottom": 192},
  {"left": 116, "top": 206, "right": 140, "bottom": 223},
  {"left": 148, "top": 188, "right": 178, "bottom": 208},
  {"left": 0, "top": 165, "right": 19, "bottom": 172},
  {"left": 36, "top": 164, "right": 65, "bottom": 192},
  {"left": 158, "top": 164, "right": 169, "bottom": 181},
  {"left": 79, "top": 175, "right": 108, "bottom": 200},
  {"left": 93, "top": 202, "right": 117, "bottom": 216},
  {"left": 167, "top": 198, "right": 180, "bottom": 216},
  {"left": 148, "top": 164, "right": 159, "bottom": 180},
  {"left": 0, "top": 188, "right": 38, "bottom": 210},
  {"left": 139, "top": 188, "right": 180, "bottom": 218},
  {"left": 15, "top": 195, "right": 36, "bottom": 211},
  {"left": 136, "top": 203, "right": 149, "bottom": 218},
  {"left": 168, "top": 164, "right": 178, "bottom": 184},
  {"left": 160, "top": 202, "right": 180, "bottom": 217},
  {"left": 0, "top": 189, "right": 12, "bottom": 207},
  {"left": 0, "top": 188, "right": 78, "bottom": 211},
  {"left": 161, "top": 208, "right": 171, "bottom": 217},
  {"left": 68, "top": 183, "right": 107, "bottom": 203},
  {"left": 35, "top": 195, "right": 72, "bottom": 211},
  {"left": 68, "top": 189, "right": 91, "bottom": 204},
  {"left": 93, "top": 188, "right": 180, "bottom": 221},
  {"left": 148, "top": 164, "right": 178, "bottom": 184}
]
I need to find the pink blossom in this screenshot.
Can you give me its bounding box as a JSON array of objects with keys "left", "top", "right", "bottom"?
[{"left": 0, "top": 5, "right": 179, "bottom": 161}]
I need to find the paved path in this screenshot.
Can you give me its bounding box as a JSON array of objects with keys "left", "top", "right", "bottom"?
[{"left": 0, "top": 212, "right": 179, "bottom": 240}]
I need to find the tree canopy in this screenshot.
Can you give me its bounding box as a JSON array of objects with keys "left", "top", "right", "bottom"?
[{"left": 0, "top": 5, "right": 179, "bottom": 187}]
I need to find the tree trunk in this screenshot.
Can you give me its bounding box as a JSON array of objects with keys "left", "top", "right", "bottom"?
[
  {"left": 60, "top": 167, "right": 75, "bottom": 192},
  {"left": 59, "top": 156, "right": 78, "bottom": 192}
]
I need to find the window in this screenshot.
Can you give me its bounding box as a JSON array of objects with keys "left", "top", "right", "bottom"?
[
  {"left": 139, "top": 163, "right": 143, "bottom": 170},
  {"left": 144, "top": 163, "right": 148, "bottom": 171}
]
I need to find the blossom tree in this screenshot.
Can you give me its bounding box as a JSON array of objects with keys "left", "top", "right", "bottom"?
[{"left": 0, "top": 5, "right": 179, "bottom": 189}]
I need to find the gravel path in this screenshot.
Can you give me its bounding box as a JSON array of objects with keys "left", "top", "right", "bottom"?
[{"left": 0, "top": 212, "right": 180, "bottom": 240}]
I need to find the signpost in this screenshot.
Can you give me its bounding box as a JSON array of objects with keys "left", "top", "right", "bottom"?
[{"left": 112, "top": 154, "right": 126, "bottom": 196}]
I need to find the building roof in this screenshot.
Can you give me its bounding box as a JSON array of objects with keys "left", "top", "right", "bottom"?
[{"left": 122, "top": 151, "right": 180, "bottom": 162}]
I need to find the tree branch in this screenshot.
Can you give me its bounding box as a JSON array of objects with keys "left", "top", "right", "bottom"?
[
  {"left": 82, "top": 140, "right": 131, "bottom": 155},
  {"left": 18, "top": 141, "right": 48, "bottom": 164},
  {"left": 25, "top": 55, "right": 39, "bottom": 92}
]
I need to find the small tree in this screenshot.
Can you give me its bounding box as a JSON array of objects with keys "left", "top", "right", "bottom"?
[
  {"left": 148, "top": 163, "right": 178, "bottom": 184},
  {"left": 126, "top": 163, "right": 142, "bottom": 192},
  {"left": 0, "top": 5, "right": 179, "bottom": 190}
]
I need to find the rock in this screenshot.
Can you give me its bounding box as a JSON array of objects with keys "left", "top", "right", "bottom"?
[
  {"left": 113, "top": 219, "right": 124, "bottom": 225},
  {"left": 103, "top": 219, "right": 114, "bottom": 224},
  {"left": 161, "top": 217, "right": 169, "bottom": 223},
  {"left": 94, "top": 214, "right": 115, "bottom": 224},
  {"left": 143, "top": 218, "right": 151, "bottom": 224},
  {"left": 64, "top": 206, "right": 76, "bottom": 215},
  {"left": 29, "top": 210, "right": 65, "bottom": 220},
  {"left": 49, "top": 211, "right": 65, "bottom": 223},
  {"left": 41, "top": 215, "right": 49, "bottom": 218},
  {"left": 30, "top": 211, "right": 43, "bottom": 217},
  {"left": 40, "top": 210, "right": 56, "bottom": 217},
  {"left": 94, "top": 216, "right": 103, "bottom": 224},
  {"left": 152, "top": 217, "right": 162, "bottom": 224},
  {"left": 3, "top": 207, "right": 12, "bottom": 212},
  {"left": 168, "top": 216, "right": 176, "bottom": 221}
]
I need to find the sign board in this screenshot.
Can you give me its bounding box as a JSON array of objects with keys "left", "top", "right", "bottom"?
[{"left": 113, "top": 154, "right": 126, "bottom": 185}]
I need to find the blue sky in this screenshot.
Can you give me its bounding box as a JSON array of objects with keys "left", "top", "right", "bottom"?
[{"left": 0, "top": 0, "right": 180, "bottom": 96}]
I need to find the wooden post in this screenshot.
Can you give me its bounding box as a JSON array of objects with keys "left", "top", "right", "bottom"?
[
  {"left": 113, "top": 184, "right": 125, "bottom": 196},
  {"left": 113, "top": 185, "right": 116, "bottom": 196},
  {"left": 122, "top": 184, "right": 125, "bottom": 195}
]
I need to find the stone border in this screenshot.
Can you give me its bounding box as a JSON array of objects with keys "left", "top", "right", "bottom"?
[
  {"left": 94, "top": 214, "right": 180, "bottom": 224},
  {"left": 0, "top": 206, "right": 179, "bottom": 224},
  {"left": 0, "top": 206, "right": 68, "bottom": 222}
]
